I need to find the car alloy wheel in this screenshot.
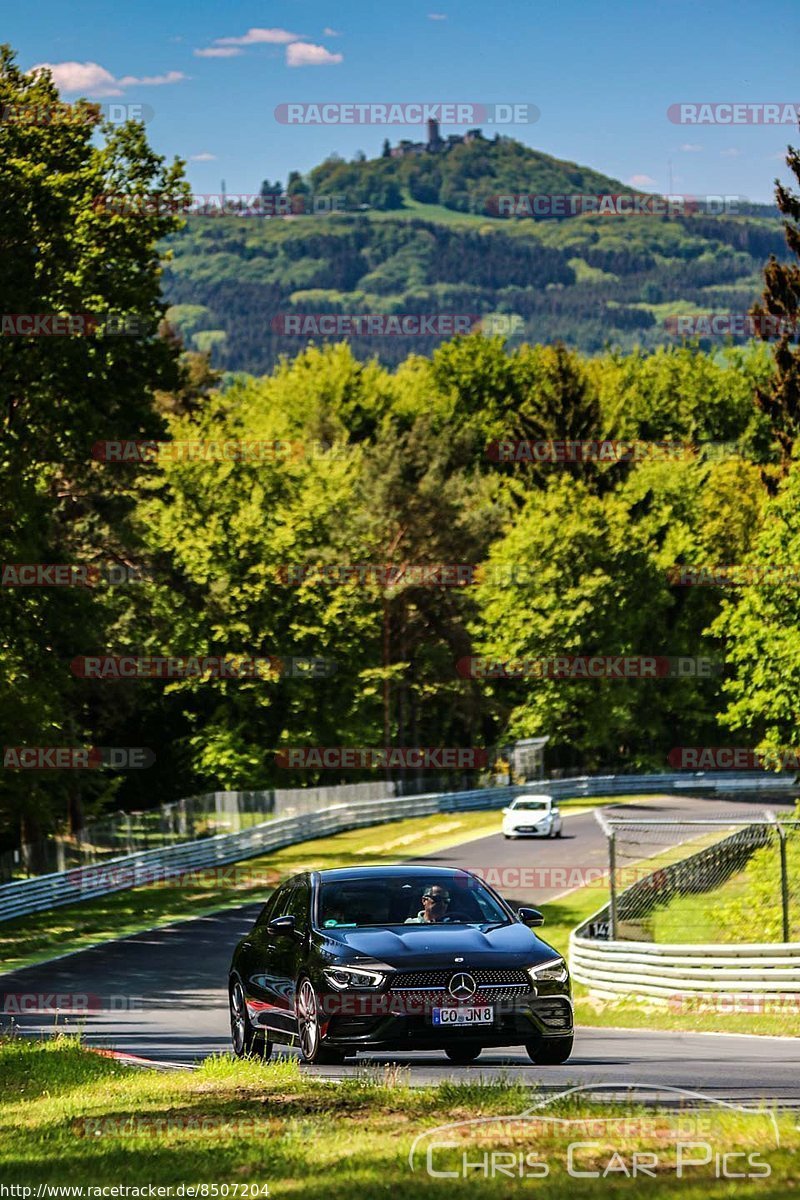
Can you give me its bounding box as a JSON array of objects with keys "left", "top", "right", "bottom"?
[
  {"left": 296, "top": 977, "right": 347, "bottom": 1064},
  {"left": 297, "top": 978, "right": 320, "bottom": 1061},
  {"left": 230, "top": 979, "right": 272, "bottom": 1060}
]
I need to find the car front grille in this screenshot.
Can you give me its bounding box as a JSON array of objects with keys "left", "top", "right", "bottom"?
[{"left": 390, "top": 968, "right": 532, "bottom": 992}]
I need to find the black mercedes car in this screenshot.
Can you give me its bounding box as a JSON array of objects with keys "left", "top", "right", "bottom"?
[{"left": 228, "top": 864, "right": 573, "bottom": 1065}]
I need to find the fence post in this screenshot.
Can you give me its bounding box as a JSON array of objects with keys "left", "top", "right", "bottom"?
[
  {"left": 778, "top": 822, "right": 790, "bottom": 942},
  {"left": 608, "top": 830, "right": 618, "bottom": 940},
  {"left": 594, "top": 809, "right": 618, "bottom": 939}
]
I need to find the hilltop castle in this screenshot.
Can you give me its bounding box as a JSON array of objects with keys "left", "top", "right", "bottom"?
[{"left": 389, "top": 119, "right": 484, "bottom": 158}]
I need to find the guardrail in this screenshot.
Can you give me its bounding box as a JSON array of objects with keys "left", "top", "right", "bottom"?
[
  {"left": 569, "top": 937, "right": 800, "bottom": 999},
  {"left": 1, "top": 770, "right": 796, "bottom": 925}
]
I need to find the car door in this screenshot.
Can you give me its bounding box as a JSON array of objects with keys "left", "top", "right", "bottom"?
[
  {"left": 271, "top": 877, "right": 311, "bottom": 1034},
  {"left": 244, "top": 882, "right": 296, "bottom": 1036}
]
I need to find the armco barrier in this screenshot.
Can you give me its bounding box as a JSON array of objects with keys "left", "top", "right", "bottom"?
[
  {"left": 1, "top": 771, "right": 796, "bottom": 924},
  {"left": 569, "top": 937, "right": 800, "bottom": 999}
]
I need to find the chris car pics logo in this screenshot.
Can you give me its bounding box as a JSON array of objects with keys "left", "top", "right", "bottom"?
[{"left": 408, "top": 1084, "right": 778, "bottom": 1180}]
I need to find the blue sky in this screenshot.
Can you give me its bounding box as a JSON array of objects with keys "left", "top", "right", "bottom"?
[{"left": 6, "top": 0, "right": 800, "bottom": 202}]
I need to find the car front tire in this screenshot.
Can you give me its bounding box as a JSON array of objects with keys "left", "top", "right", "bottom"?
[
  {"left": 296, "top": 976, "right": 346, "bottom": 1065},
  {"left": 444, "top": 1045, "right": 482, "bottom": 1064},
  {"left": 230, "top": 979, "right": 272, "bottom": 1061},
  {"left": 525, "top": 1034, "right": 573, "bottom": 1064}
]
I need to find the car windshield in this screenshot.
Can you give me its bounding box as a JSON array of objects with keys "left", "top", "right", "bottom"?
[
  {"left": 318, "top": 876, "right": 509, "bottom": 928},
  {"left": 512, "top": 800, "right": 550, "bottom": 811}
]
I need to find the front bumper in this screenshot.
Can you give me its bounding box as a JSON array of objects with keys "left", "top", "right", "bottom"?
[{"left": 318, "top": 989, "right": 573, "bottom": 1049}]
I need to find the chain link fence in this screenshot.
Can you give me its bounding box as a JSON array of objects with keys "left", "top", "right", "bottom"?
[
  {"left": 593, "top": 810, "right": 800, "bottom": 943},
  {"left": 0, "top": 776, "right": 471, "bottom": 882}
]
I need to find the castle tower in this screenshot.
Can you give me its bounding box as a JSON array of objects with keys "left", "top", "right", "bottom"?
[{"left": 427, "top": 118, "right": 442, "bottom": 149}]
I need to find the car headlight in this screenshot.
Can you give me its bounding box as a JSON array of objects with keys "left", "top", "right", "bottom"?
[
  {"left": 323, "top": 965, "right": 387, "bottom": 990},
  {"left": 527, "top": 958, "right": 569, "bottom": 984}
]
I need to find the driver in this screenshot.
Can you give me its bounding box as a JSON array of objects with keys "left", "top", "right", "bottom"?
[{"left": 405, "top": 885, "right": 451, "bottom": 924}]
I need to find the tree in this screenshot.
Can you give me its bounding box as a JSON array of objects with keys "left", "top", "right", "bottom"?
[
  {"left": 0, "top": 45, "right": 188, "bottom": 856},
  {"left": 382, "top": 139, "right": 391, "bottom": 158},
  {"left": 713, "top": 461, "right": 800, "bottom": 760},
  {"left": 750, "top": 121, "right": 800, "bottom": 479}
]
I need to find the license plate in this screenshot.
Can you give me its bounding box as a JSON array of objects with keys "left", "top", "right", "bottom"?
[{"left": 432, "top": 1006, "right": 494, "bottom": 1025}]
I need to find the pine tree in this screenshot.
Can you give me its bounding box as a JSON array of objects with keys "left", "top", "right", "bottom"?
[{"left": 751, "top": 120, "right": 800, "bottom": 481}]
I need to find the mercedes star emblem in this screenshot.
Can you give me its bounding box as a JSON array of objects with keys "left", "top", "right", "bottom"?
[{"left": 448, "top": 971, "right": 477, "bottom": 1000}]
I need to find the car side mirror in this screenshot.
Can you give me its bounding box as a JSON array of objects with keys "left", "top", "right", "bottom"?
[
  {"left": 502, "top": 807, "right": 511, "bottom": 814},
  {"left": 517, "top": 906, "right": 544, "bottom": 927},
  {"left": 267, "top": 914, "right": 299, "bottom": 938}
]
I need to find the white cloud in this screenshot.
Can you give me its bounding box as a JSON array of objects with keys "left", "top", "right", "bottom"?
[
  {"left": 194, "top": 47, "right": 242, "bottom": 58},
  {"left": 323, "top": 27, "right": 341, "bottom": 36},
  {"left": 428, "top": 12, "right": 448, "bottom": 18},
  {"left": 286, "top": 42, "right": 343, "bottom": 67},
  {"left": 189, "top": 151, "right": 217, "bottom": 161},
  {"left": 721, "top": 147, "right": 742, "bottom": 158},
  {"left": 117, "top": 70, "right": 185, "bottom": 87},
  {"left": 215, "top": 27, "right": 301, "bottom": 46},
  {"left": 29, "top": 61, "right": 122, "bottom": 97},
  {"left": 29, "top": 61, "right": 186, "bottom": 97},
  {"left": 627, "top": 173, "right": 657, "bottom": 186},
  {"left": 679, "top": 143, "right": 703, "bottom": 152}
]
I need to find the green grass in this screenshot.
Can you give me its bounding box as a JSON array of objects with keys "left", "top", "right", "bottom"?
[
  {"left": 649, "top": 827, "right": 800, "bottom": 944},
  {"left": 573, "top": 990, "right": 800, "bottom": 1037},
  {"left": 0, "top": 1037, "right": 793, "bottom": 1195}
]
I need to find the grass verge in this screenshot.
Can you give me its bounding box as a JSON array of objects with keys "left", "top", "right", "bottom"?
[{"left": 0, "top": 1037, "right": 794, "bottom": 1196}]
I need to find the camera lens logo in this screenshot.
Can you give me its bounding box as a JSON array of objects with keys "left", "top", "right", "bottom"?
[{"left": 448, "top": 972, "right": 477, "bottom": 1000}]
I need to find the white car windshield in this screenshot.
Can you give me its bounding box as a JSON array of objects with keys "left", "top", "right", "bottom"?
[{"left": 511, "top": 801, "right": 550, "bottom": 811}]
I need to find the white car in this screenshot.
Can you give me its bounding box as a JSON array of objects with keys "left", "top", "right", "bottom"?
[{"left": 502, "top": 795, "right": 562, "bottom": 839}]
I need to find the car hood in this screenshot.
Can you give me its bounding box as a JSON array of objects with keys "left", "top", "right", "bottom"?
[{"left": 317, "top": 922, "right": 559, "bottom": 969}]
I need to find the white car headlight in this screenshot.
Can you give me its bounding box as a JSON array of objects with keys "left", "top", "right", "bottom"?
[
  {"left": 323, "top": 965, "right": 387, "bottom": 990},
  {"left": 526, "top": 958, "right": 569, "bottom": 984}
]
